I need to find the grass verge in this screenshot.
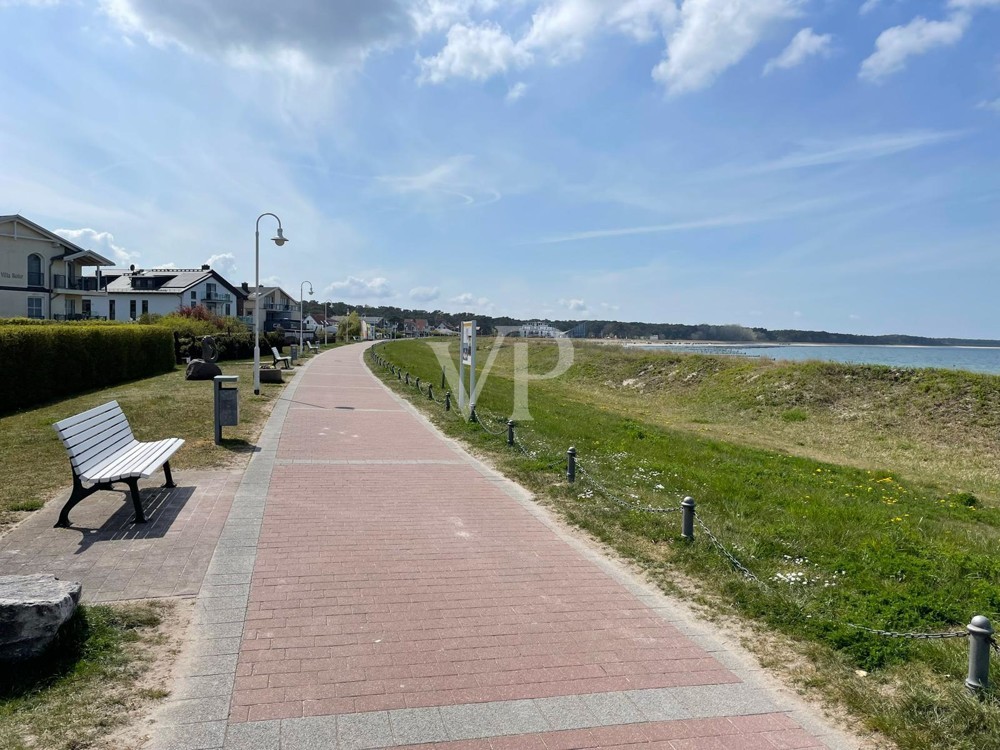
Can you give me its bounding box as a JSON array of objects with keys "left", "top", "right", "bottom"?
[
  {"left": 0, "top": 347, "right": 342, "bottom": 529},
  {"left": 0, "top": 601, "right": 175, "bottom": 750},
  {"left": 371, "top": 339, "right": 1000, "bottom": 750}
]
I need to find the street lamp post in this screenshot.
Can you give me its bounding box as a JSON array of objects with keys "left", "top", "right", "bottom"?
[
  {"left": 253, "top": 213, "right": 288, "bottom": 395},
  {"left": 324, "top": 301, "right": 329, "bottom": 346},
  {"left": 299, "top": 280, "right": 313, "bottom": 354}
]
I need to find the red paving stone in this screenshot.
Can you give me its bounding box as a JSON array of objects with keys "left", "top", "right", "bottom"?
[{"left": 228, "top": 347, "right": 831, "bottom": 748}]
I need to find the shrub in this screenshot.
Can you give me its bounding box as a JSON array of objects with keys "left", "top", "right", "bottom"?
[{"left": 0, "top": 325, "right": 175, "bottom": 415}]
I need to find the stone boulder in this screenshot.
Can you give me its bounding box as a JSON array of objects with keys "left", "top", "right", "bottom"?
[
  {"left": 185, "top": 359, "right": 223, "bottom": 380},
  {"left": 0, "top": 574, "right": 82, "bottom": 661}
]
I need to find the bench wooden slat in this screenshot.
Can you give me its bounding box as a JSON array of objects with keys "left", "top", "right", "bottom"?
[
  {"left": 73, "top": 434, "right": 138, "bottom": 474},
  {"left": 53, "top": 400, "right": 122, "bottom": 433},
  {"left": 62, "top": 418, "right": 134, "bottom": 463},
  {"left": 58, "top": 411, "right": 131, "bottom": 448},
  {"left": 85, "top": 440, "right": 162, "bottom": 483},
  {"left": 90, "top": 439, "right": 182, "bottom": 482}
]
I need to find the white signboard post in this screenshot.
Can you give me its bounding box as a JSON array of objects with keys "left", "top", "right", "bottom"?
[{"left": 460, "top": 320, "right": 476, "bottom": 418}]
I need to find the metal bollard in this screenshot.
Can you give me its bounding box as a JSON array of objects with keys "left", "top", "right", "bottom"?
[
  {"left": 428, "top": 384, "right": 434, "bottom": 400},
  {"left": 470, "top": 403, "right": 478, "bottom": 423},
  {"left": 416, "top": 377, "right": 421, "bottom": 391},
  {"left": 507, "top": 420, "right": 515, "bottom": 447},
  {"left": 966, "top": 615, "right": 994, "bottom": 693},
  {"left": 397, "top": 369, "right": 401, "bottom": 380},
  {"left": 681, "top": 497, "right": 696, "bottom": 541},
  {"left": 405, "top": 373, "right": 410, "bottom": 385},
  {"left": 445, "top": 391, "right": 451, "bottom": 411},
  {"left": 441, "top": 367, "right": 446, "bottom": 390},
  {"left": 567, "top": 447, "right": 576, "bottom": 483}
]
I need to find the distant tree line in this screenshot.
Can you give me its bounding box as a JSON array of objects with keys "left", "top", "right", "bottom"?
[{"left": 301, "top": 301, "right": 1000, "bottom": 347}]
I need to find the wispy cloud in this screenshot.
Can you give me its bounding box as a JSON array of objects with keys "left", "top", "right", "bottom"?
[
  {"left": 409, "top": 285, "right": 440, "bottom": 302},
  {"left": 327, "top": 275, "right": 394, "bottom": 299},
  {"left": 744, "top": 130, "right": 966, "bottom": 173},
  {"left": 860, "top": 13, "right": 969, "bottom": 82},
  {"left": 377, "top": 155, "right": 500, "bottom": 206},
  {"left": 763, "top": 28, "right": 833, "bottom": 75}
]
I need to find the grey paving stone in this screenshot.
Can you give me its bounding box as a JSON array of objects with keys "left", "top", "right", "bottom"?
[
  {"left": 439, "top": 700, "right": 548, "bottom": 741},
  {"left": 338, "top": 711, "right": 393, "bottom": 750},
  {"left": 673, "top": 683, "right": 778, "bottom": 718},
  {"left": 159, "top": 695, "right": 231, "bottom": 724},
  {"left": 190, "top": 637, "right": 243, "bottom": 657},
  {"left": 148, "top": 720, "right": 226, "bottom": 750},
  {"left": 624, "top": 688, "right": 689, "bottom": 722},
  {"left": 534, "top": 694, "right": 596, "bottom": 731},
  {"left": 186, "top": 653, "right": 240, "bottom": 676},
  {"left": 580, "top": 691, "right": 647, "bottom": 726},
  {"left": 224, "top": 720, "right": 280, "bottom": 750},
  {"left": 281, "top": 715, "right": 339, "bottom": 750},
  {"left": 388, "top": 707, "right": 449, "bottom": 745},
  {"left": 200, "top": 622, "right": 246, "bottom": 639},
  {"left": 195, "top": 607, "right": 249, "bottom": 625},
  {"left": 172, "top": 673, "right": 236, "bottom": 700}
]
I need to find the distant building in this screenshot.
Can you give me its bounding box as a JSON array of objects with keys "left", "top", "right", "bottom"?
[
  {"left": 403, "top": 318, "right": 429, "bottom": 337},
  {"left": 519, "top": 321, "right": 565, "bottom": 338},
  {"left": 361, "top": 316, "right": 386, "bottom": 340},
  {"left": 0, "top": 214, "right": 113, "bottom": 320},
  {"left": 244, "top": 286, "right": 301, "bottom": 333},
  {"left": 97, "top": 265, "right": 247, "bottom": 320}
]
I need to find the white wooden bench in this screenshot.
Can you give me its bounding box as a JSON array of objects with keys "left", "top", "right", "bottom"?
[
  {"left": 52, "top": 401, "right": 184, "bottom": 528},
  {"left": 270, "top": 346, "right": 292, "bottom": 369},
  {"left": 305, "top": 341, "right": 319, "bottom": 353}
]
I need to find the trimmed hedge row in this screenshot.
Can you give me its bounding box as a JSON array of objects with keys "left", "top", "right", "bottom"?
[
  {"left": 175, "top": 331, "right": 285, "bottom": 363},
  {"left": 0, "top": 317, "right": 126, "bottom": 326},
  {"left": 0, "top": 325, "right": 175, "bottom": 415}
]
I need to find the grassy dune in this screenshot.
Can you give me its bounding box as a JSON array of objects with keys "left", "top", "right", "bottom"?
[{"left": 372, "top": 338, "right": 1000, "bottom": 750}]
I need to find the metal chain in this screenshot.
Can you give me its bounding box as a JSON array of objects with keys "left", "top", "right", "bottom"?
[
  {"left": 577, "top": 465, "right": 682, "bottom": 515},
  {"left": 846, "top": 624, "right": 969, "bottom": 640},
  {"left": 694, "top": 514, "right": 764, "bottom": 585}
]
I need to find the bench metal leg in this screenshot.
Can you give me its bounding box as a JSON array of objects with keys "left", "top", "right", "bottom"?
[
  {"left": 125, "top": 477, "right": 147, "bottom": 524},
  {"left": 55, "top": 473, "right": 98, "bottom": 528},
  {"left": 162, "top": 461, "right": 176, "bottom": 489}
]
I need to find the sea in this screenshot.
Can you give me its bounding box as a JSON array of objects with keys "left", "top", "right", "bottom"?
[{"left": 631, "top": 344, "right": 1000, "bottom": 376}]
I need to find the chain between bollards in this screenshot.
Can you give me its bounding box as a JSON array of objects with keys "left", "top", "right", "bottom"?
[{"left": 567, "top": 446, "right": 576, "bottom": 483}]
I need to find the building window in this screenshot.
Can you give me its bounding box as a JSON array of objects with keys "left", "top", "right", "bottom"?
[
  {"left": 225, "top": 303, "right": 231, "bottom": 316},
  {"left": 191, "top": 290, "right": 197, "bottom": 303},
  {"left": 27, "top": 297, "right": 43, "bottom": 319},
  {"left": 130, "top": 300, "right": 136, "bottom": 319},
  {"left": 27, "top": 254, "right": 43, "bottom": 287},
  {"left": 141, "top": 300, "right": 149, "bottom": 315},
  {"left": 109, "top": 300, "right": 116, "bottom": 320}
]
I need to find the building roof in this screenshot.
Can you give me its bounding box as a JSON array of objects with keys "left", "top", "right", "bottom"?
[
  {"left": 0, "top": 214, "right": 114, "bottom": 266},
  {"left": 103, "top": 267, "right": 246, "bottom": 297}
]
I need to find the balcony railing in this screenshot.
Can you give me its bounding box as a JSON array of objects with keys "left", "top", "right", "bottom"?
[
  {"left": 52, "top": 275, "right": 101, "bottom": 292},
  {"left": 202, "top": 292, "right": 233, "bottom": 302},
  {"left": 53, "top": 314, "right": 108, "bottom": 321},
  {"left": 27, "top": 271, "right": 45, "bottom": 287},
  {"left": 260, "top": 302, "right": 298, "bottom": 312}
]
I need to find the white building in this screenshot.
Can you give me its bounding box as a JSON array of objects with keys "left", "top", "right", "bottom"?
[
  {"left": 0, "top": 214, "right": 113, "bottom": 320},
  {"left": 519, "top": 321, "right": 565, "bottom": 338},
  {"left": 94, "top": 266, "right": 247, "bottom": 321},
  {"left": 244, "top": 286, "right": 301, "bottom": 333}
]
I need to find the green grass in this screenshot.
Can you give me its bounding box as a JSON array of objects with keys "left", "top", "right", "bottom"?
[
  {"left": 371, "top": 339, "right": 1000, "bottom": 750},
  {"left": 0, "top": 346, "right": 347, "bottom": 527},
  {"left": 0, "top": 601, "right": 170, "bottom": 750}
]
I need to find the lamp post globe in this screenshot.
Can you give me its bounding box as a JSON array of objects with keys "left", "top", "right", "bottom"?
[{"left": 253, "top": 213, "right": 288, "bottom": 396}]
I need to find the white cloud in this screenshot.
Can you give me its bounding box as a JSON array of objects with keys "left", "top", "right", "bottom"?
[
  {"left": 101, "top": 0, "right": 413, "bottom": 71},
  {"left": 328, "top": 275, "right": 394, "bottom": 299},
  {"left": 410, "top": 285, "right": 441, "bottom": 302},
  {"left": 653, "top": 0, "right": 804, "bottom": 94},
  {"left": 418, "top": 21, "right": 530, "bottom": 83},
  {"left": 450, "top": 292, "right": 490, "bottom": 308},
  {"left": 560, "top": 297, "right": 588, "bottom": 311},
  {"left": 506, "top": 81, "right": 528, "bottom": 102},
  {"left": 54, "top": 227, "right": 138, "bottom": 265},
  {"left": 411, "top": 0, "right": 502, "bottom": 35},
  {"left": 978, "top": 98, "right": 1000, "bottom": 112},
  {"left": 763, "top": 27, "right": 832, "bottom": 75},
  {"left": 600, "top": 302, "right": 620, "bottom": 311},
  {"left": 377, "top": 155, "right": 501, "bottom": 206},
  {"left": 152, "top": 262, "right": 177, "bottom": 269},
  {"left": 204, "top": 252, "right": 237, "bottom": 277},
  {"left": 860, "top": 13, "right": 969, "bottom": 82},
  {"left": 859, "top": 0, "right": 884, "bottom": 14},
  {"left": 949, "top": 0, "right": 1000, "bottom": 9},
  {"left": 0, "top": 0, "right": 61, "bottom": 6},
  {"left": 793, "top": 310, "right": 803, "bottom": 318},
  {"left": 746, "top": 130, "right": 965, "bottom": 172}
]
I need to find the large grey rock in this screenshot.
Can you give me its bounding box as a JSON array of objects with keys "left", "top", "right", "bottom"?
[
  {"left": 185, "top": 359, "right": 223, "bottom": 380},
  {"left": 0, "top": 574, "right": 82, "bottom": 661}
]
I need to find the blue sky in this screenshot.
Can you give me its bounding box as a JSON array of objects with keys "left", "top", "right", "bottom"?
[{"left": 1, "top": 0, "right": 998, "bottom": 338}]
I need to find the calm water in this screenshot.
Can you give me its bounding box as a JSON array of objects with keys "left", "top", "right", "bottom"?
[{"left": 635, "top": 344, "right": 1000, "bottom": 375}]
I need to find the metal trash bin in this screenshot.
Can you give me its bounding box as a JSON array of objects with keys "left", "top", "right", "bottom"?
[
  {"left": 290, "top": 344, "right": 299, "bottom": 363},
  {"left": 213, "top": 375, "right": 239, "bottom": 445}
]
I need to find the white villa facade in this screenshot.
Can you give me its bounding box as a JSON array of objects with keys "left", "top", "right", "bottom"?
[
  {"left": 244, "top": 286, "right": 301, "bottom": 333},
  {"left": 92, "top": 266, "right": 247, "bottom": 321},
  {"left": 0, "top": 214, "right": 113, "bottom": 320}
]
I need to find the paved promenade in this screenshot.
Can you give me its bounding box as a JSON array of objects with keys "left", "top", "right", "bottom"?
[{"left": 150, "top": 344, "right": 856, "bottom": 750}]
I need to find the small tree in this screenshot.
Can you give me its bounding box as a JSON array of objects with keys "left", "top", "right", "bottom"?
[{"left": 338, "top": 311, "right": 361, "bottom": 341}]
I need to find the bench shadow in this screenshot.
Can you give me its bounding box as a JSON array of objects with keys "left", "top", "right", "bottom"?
[
  {"left": 67, "top": 485, "right": 196, "bottom": 555},
  {"left": 218, "top": 438, "right": 257, "bottom": 455}
]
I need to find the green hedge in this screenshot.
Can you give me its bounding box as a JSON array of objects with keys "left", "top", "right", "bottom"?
[
  {"left": 0, "top": 318, "right": 126, "bottom": 326},
  {"left": 0, "top": 326, "right": 175, "bottom": 415}
]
